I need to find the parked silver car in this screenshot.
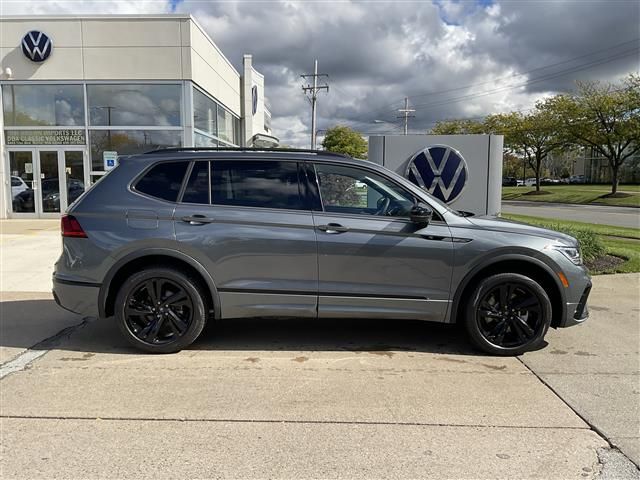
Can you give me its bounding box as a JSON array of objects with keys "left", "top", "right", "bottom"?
[{"left": 53, "top": 148, "right": 591, "bottom": 355}]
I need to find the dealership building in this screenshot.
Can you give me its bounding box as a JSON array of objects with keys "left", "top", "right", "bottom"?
[{"left": 0, "top": 14, "right": 277, "bottom": 218}]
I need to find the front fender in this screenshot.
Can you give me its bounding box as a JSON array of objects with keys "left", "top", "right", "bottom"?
[{"left": 448, "top": 249, "right": 567, "bottom": 325}]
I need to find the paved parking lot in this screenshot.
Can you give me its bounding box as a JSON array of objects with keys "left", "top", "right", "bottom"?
[{"left": 1, "top": 221, "right": 638, "bottom": 478}]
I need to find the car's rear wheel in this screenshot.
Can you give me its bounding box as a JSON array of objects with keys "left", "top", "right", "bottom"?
[
  {"left": 465, "top": 273, "right": 551, "bottom": 356},
  {"left": 115, "top": 267, "right": 207, "bottom": 353}
]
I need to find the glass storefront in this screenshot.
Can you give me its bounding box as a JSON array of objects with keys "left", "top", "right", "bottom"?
[
  {"left": 193, "top": 87, "right": 240, "bottom": 146},
  {"left": 0, "top": 82, "right": 241, "bottom": 216},
  {"left": 2, "top": 81, "right": 242, "bottom": 217},
  {"left": 87, "top": 84, "right": 182, "bottom": 127},
  {"left": 89, "top": 130, "right": 183, "bottom": 170},
  {"left": 2, "top": 84, "right": 84, "bottom": 127}
]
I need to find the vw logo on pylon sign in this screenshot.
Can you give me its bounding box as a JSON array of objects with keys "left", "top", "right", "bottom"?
[
  {"left": 405, "top": 145, "right": 468, "bottom": 204},
  {"left": 21, "top": 31, "right": 52, "bottom": 63}
]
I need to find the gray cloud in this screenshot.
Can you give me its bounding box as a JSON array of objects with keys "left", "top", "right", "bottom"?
[
  {"left": 177, "top": 0, "right": 638, "bottom": 145},
  {"left": 6, "top": 0, "right": 639, "bottom": 146}
]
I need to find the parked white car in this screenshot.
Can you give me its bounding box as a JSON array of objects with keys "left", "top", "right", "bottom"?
[
  {"left": 11, "top": 176, "right": 28, "bottom": 199},
  {"left": 524, "top": 177, "right": 538, "bottom": 187}
]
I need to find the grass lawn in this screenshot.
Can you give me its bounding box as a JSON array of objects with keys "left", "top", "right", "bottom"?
[
  {"left": 502, "top": 213, "right": 640, "bottom": 274},
  {"left": 502, "top": 184, "right": 640, "bottom": 207},
  {"left": 600, "top": 237, "right": 640, "bottom": 274}
]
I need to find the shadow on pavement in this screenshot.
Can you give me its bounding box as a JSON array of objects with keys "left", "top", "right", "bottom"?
[{"left": 1, "top": 298, "right": 485, "bottom": 356}]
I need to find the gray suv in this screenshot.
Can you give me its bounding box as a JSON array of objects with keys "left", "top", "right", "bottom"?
[{"left": 53, "top": 148, "right": 591, "bottom": 356}]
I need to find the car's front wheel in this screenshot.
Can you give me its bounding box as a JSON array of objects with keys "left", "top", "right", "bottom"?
[
  {"left": 464, "top": 273, "right": 552, "bottom": 356},
  {"left": 115, "top": 267, "right": 208, "bottom": 353}
]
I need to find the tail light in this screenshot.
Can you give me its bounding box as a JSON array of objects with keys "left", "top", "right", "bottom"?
[{"left": 61, "top": 214, "right": 87, "bottom": 238}]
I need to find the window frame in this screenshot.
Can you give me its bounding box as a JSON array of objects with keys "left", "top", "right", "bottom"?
[
  {"left": 179, "top": 160, "right": 211, "bottom": 205},
  {"left": 309, "top": 161, "right": 445, "bottom": 223}
]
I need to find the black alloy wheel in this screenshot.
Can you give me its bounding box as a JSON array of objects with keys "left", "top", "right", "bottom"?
[
  {"left": 125, "top": 278, "right": 193, "bottom": 345},
  {"left": 465, "top": 273, "right": 552, "bottom": 356},
  {"left": 476, "top": 283, "right": 541, "bottom": 348},
  {"left": 115, "top": 267, "right": 208, "bottom": 353}
]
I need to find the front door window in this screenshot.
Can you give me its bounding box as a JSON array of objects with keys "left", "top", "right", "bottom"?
[{"left": 315, "top": 163, "right": 416, "bottom": 218}]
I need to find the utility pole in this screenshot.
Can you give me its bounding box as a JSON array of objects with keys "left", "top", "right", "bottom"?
[
  {"left": 301, "top": 60, "right": 329, "bottom": 149},
  {"left": 397, "top": 97, "right": 415, "bottom": 135}
]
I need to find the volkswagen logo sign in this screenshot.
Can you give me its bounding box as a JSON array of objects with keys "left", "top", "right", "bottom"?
[
  {"left": 405, "top": 145, "right": 468, "bottom": 204},
  {"left": 21, "top": 31, "right": 52, "bottom": 63}
]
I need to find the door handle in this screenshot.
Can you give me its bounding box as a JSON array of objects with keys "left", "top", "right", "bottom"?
[
  {"left": 317, "top": 223, "right": 349, "bottom": 234},
  {"left": 181, "top": 214, "right": 214, "bottom": 225}
]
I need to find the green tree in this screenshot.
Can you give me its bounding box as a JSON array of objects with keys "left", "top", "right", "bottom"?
[
  {"left": 547, "top": 74, "right": 640, "bottom": 194},
  {"left": 429, "top": 118, "right": 487, "bottom": 135},
  {"left": 488, "top": 104, "right": 564, "bottom": 192},
  {"left": 321, "top": 125, "right": 368, "bottom": 158}
]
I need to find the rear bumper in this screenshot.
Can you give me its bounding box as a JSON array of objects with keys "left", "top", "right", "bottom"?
[{"left": 52, "top": 275, "right": 100, "bottom": 317}]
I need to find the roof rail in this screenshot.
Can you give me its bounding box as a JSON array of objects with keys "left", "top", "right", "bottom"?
[{"left": 143, "top": 146, "right": 350, "bottom": 158}]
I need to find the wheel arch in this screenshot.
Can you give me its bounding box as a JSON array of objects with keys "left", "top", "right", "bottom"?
[
  {"left": 99, "top": 249, "right": 220, "bottom": 320},
  {"left": 450, "top": 254, "right": 566, "bottom": 328}
]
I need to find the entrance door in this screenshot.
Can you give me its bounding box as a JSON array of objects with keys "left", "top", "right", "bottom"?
[
  {"left": 7, "top": 148, "right": 88, "bottom": 217},
  {"left": 9, "top": 150, "right": 37, "bottom": 214},
  {"left": 39, "top": 150, "right": 62, "bottom": 215}
]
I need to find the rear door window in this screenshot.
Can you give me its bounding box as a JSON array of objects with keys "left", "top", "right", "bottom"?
[
  {"left": 135, "top": 161, "right": 188, "bottom": 202},
  {"left": 211, "top": 160, "right": 305, "bottom": 210}
]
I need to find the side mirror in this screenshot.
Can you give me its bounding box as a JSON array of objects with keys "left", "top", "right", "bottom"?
[{"left": 410, "top": 203, "right": 433, "bottom": 227}]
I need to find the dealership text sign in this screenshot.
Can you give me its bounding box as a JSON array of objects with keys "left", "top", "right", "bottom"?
[{"left": 5, "top": 129, "right": 85, "bottom": 145}]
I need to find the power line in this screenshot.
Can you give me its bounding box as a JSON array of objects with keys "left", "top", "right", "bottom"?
[
  {"left": 407, "top": 48, "right": 638, "bottom": 111},
  {"left": 301, "top": 59, "right": 329, "bottom": 150},
  {"left": 371, "top": 47, "right": 638, "bottom": 124},
  {"left": 358, "top": 38, "right": 640, "bottom": 122},
  {"left": 406, "top": 38, "right": 639, "bottom": 101},
  {"left": 397, "top": 97, "right": 416, "bottom": 135}
]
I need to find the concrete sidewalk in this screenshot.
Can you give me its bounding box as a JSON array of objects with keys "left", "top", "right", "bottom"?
[{"left": 0, "top": 219, "right": 60, "bottom": 292}]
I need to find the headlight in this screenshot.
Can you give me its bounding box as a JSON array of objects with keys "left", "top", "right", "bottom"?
[{"left": 553, "top": 245, "right": 582, "bottom": 265}]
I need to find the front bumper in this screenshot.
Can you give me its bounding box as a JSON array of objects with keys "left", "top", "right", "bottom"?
[
  {"left": 52, "top": 275, "right": 100, "bottom": 317},
  {"left": 561, "top": 281, "right": 592, "bottom": 328}
]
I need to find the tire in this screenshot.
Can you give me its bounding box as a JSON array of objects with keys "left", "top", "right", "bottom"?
[
  {"left": 115, "top": 267, "right": 208, "bottom": 353},
  {"left": 464, "top": 273, "right": 551, "bottom": 356}
]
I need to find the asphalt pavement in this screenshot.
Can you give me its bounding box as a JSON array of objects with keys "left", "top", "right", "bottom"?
[{"left": 502, "top": 201, "right": 640, "bottom": 228}]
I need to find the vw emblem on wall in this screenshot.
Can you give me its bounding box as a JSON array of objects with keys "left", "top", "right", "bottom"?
[
  {"left": 251, "top": 85, "right": 258, "bottom": 115},
  {"left": 405, "top": 145, "right": 468, "bottom": 204},
  {"left": 21, "top": 31, "right": 53, "bottom": 63}
]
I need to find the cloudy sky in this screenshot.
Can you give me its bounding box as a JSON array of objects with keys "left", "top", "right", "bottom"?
[{"left": 2, "top": 0, "right": 639, "bottom": 146}]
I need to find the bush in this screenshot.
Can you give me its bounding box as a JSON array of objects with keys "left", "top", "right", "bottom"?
[{"left": 534, "top": 222, "right": 606, "bottom": 262}]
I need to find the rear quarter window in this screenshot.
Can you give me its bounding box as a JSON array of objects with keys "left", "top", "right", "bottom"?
[{"left": 134, "top": 161, "right": 188, "bottom": 202}]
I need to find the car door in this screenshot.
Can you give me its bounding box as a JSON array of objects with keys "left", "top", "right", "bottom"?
[
  {"left": 174, "top": 159, "right": 318, "bottom": 319},
  {"left": 310, "top": 162, "right": 454, "bottom": 321}
]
